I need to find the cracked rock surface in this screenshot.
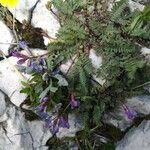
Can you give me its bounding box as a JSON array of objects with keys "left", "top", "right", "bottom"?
[
  {"left": 0, "top": 51, "right": 83, "bottom": 149},
  {"left": 31, "top": 0, "right": 60, "bottom": 44},
  {"left": 8, "top": 0, "right": 39, "bottom": 23},
  {"left": 0, "top": 21, "right": 14, "bottom": 55},
  {"left": 103, "top": 95, "right": 150, "bottom": 131},
  {"left": 116, "top": 120, "right": 150, "bottom": 150},
  {"left": 0, "top": 90, "right": 52, "bottom": 150},
  {"left": 0, "top": 57, "right": 27, "bottom": 107}
]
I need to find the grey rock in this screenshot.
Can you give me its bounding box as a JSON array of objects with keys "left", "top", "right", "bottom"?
[
  {"left": 0, "top": 21, "right": 14, "bottom": 56},
  {"left": 0, "top": 91, "right": 6, "bottom": 116},
  {"left": 0, "top": 50, "right": 48, "bottom": 107},
  {"left": 128, "top": 0, "right": 145, "bottom": 11},
  {"left": 9, "top": 0, "right": 38, "bottom": 23},
  {"left": 116, "top": 120, "right": 150, "bottom": 150},
  {"left": 103, "top": 105, "right": 133, "bottom": 131},
  {"left": 144, "top": 84, "right": 150, "bottom": 93},
  {"left": 0, "top": 91, "right": 51, "bottom": 150},
  {"left": 31, "top": 0, "right": 60, "bottom": 45},
  {"left": 132, "top": 0, "right": 150, "bottom": 5},
  {"left": 126, "top": 95, "right": 150, "bottom": 115},
  {"left": 0, "top": 57, "right": 27, "bottom": 107},
  {"left": 141, "top": 47, "right": 150, "bottom": 62},
  {"left": 103, "top": 95, "right": 150, "bottom": 131},
  {"left": 108, "top": 0, "right": 145, "bottom": 12}
]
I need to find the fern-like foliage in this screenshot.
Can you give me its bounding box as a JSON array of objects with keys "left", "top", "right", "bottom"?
[{"left": 20, "top": 0, "right": 150, "bottom": 148}]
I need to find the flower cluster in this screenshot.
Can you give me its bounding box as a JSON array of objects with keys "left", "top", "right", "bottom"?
[
  {"left": 11, "top": 41, "right": 81, "bottom": 134},
  {"left": 19, "top": 41, "right": 28, "bottom": 50},
  {"left": 45, "top": 115, "right": 70, "bottom": 134},
  {"left": 28, "top": 58, "right": 47, "bottom": 73},
  {"left": 11, "top": 41, "right": 30, "bottom": 64},
  {"left": 33, "top": 97, "right": 70, "bottom": 134},
  {"left": 11, "top": 41, "right": 47, "bottom": 73},
  {"left": 11, "top": 49, "right": 29, "bottom": 64},
  {"left": 32, "top": 94, "right": 80, "bottom": 134}
]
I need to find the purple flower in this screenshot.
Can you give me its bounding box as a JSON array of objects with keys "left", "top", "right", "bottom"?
[
  {"left": 52, "top": 116, "right": 69, "bottom": 134},
  {"left": 122, "top": 104, "right": 137, "bottom": 120},
  {"left": 32, "top": 97, "right": 70, "bottom": 135},
  {"left": 11, "top": 49, "right": 29, "bottom": 64},
  {"left": 51, "top": 121, "right": 60, "bottom": 134},
  {"left": 17, "top": 58, "right": 29, "bottom": 64},
  {"left": 11, "top": 49, "right": 28, "bottom": 58},
  {"left": 40, "top": 58, "right": 47, "bottom": 67},
  {"left": 33, "top": 97, "right": 49, "bottom": 119},
  {"left": 69, "top": 94, "right": 80, "bottom": 109},
  {"left": 19, "top": 41, "right": 28, "bottom": 49},
  {"left": 39, "top": 97, "right": 49, "bottom": 112},
  {"left": 41, "top": 97, "right": 49, "bottom": 103},
  {"left": 45, "top": 115, "right": 70, "bottom": 134},
  {"left": 28, "top": 58, "right": 47, "bottom": 73},
  {"left": 58, "top": 116, "right": 70, "bottom": 128}
]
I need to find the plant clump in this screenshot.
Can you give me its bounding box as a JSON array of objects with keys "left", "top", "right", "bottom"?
[{"left": 11, "top": 0, "right": 150, "bottom": 149}]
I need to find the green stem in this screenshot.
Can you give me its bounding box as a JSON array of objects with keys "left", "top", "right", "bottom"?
[{"left": 132, "top": 81, "right": 150, "bottom": 90}]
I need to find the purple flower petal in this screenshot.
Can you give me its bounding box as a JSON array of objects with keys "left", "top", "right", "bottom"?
[
  {"left": 36, "top": 97, "right": 49, "bottom": 112},
  {"left": 70, "top": 94, "right": 80, "bottom": 109},
  {"left": 11, "top": 49, "right": 28, "bottom": 59},
  {"left": 58, "top": 116, "right": 70, "bottom": 129},
  {"left": 51, "top": 124, "right": 59, "bottom": 134},
  {"left": 123, "top": 104, "right": 137, "bottom": 120},
  {"left": 19, "top": 41, "right": 28, "bottom": 49},
  {"left": 17, "top": 58, "right": 28, "bottom": 64},
  {"left": 28, "top": 59, "right": 45, "bottom": 73}
]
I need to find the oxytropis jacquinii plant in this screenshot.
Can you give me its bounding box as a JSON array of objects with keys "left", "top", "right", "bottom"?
[
  {"left": 10, "top": 0, "right": 150, "bottom": 148},
  {"left": 11, "top": 41, "right": 80, "bottom": 134}
]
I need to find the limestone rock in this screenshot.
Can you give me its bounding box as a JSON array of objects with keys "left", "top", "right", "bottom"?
[
  {"left": 116, "top": 120, "right": 150, "bottom": 150},
  {"left": 0, "top": 91, "right": 6, "bottom": 117},
  {"left": 9, "top": 0, "right": 38, "bottom": 23},
  {"left": 0, "top": 91, "right": 83, "bottom": 149},
  {"left": 103, "top": 105, "right": 133, "bottom": 131},
  {"left": 128, "top": 0, "right": 145, "bottom": 12},
  {"left": 0, "top": 57, "right": 27, "bottom": 107},
  {"left": 0, "top": 91, "right": 51, "bottom": 150},
  {"left": 0, "top": 21, "right": 14, "bottom": 55},
  {"left": 132, "top": 0, "right": 150, "bottom": 5},
  {"left": 103, "top": 95, "right": 150, "bottom": 131},
  {"left": 31, "top": 0, "right": 60, "bottom": 42},
  {"left": 126, "top": 95, "right": 150, "bottom": 115},
  {"left": 142, "top": 47, "right": 150, "bottom": 55}
]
